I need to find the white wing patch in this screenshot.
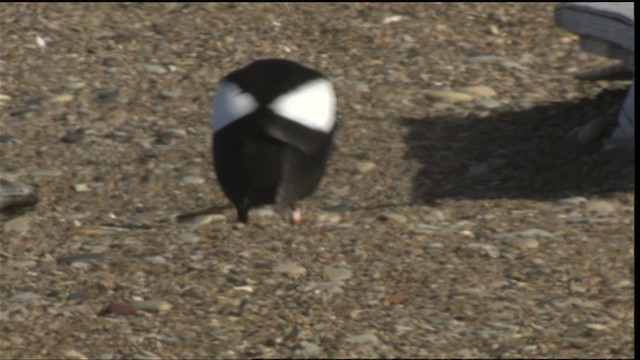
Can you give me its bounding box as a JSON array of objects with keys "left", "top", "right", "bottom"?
[
  {"left": 269, "top": 78, "right": 336, "bottom": 133},
  {"left": 211, "top": 80, "right": 259, "bottom": 132}
]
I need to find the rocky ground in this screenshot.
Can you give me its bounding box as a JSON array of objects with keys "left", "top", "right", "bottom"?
[{"left": 0, "top": 3, "right": 635, "bottom": 359}]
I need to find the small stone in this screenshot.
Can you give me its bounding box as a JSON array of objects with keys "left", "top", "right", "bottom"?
[
  {"left": 477, "top": 99, "right": 502, "bottom": 109},
  {"left": 468, "top": 243, "right": 500, "bottom": 258},
  {"left": 558, "top": 196, "right": 588, "bottom": 205},
  {"left": 49, "top": 94, "right": 74, "bottom": 104},
  {"left": 561, "top": 297, "right": 602, "bottom": 309},
  {"left": 160, "top": 89, "right": 182, "bottom": 99},
  {"left": 131, "top": 300, "right": 172, "bottom": 313},
  {"left": 73, "top": 183, "right": 91, "bottom": 192},
  {"left": 30, "top": 169, "right": 63, "bottom": 177},
  {"left": 395, "top": 325, "right": 413, "bottom": 335},
  {"left": 99, "top": 303, "right": 138, "bottom": 316},
  {"left": 325, "top": 267, "right": 353, "bottom": 281},
  {"left": 177, "top": 233, "right": 200, "bottom": 243},
  {"left": 491, "top": 228, "right": 554, "bottom": 240},
  {"left": 354, "top": 161, "right": 376, "bottom": 173},
  {"left": 316, "top": 212, "right": 342, "bottom": 225},
  {"left": 425, "top": 89, "right": 474, "bottom": 102},
  {"left": 249, "top": 206, "right": 275, "bottom": 218},
  {"left": 386, "top": 292, "right": 407, "bottom": 304},
  {"left": 570, "top": 282, "right": 588, "bottom": 294},
  {"left": 193, "top": 214, "right": 226, "bottom": 226},
  {"left": 0, "top": 134, "right": 18, "bottom": 143},
  {"left": 585, "top": 200, "right": 615, "bottom": 216},
  {"left": 585, "top": 323, "right": 609, "bottom": 331},
  {"left": 3, "top": 215, "right": 31, "bottom": 234},
  {"left": 56, "top": 253, "right": 106, "bottom": 265},
  {"left": 311, "top": 281, "right": 344, "bottom": 293},
  {"left": 346, "top": 333, "right": 380, "bottom": 345},
  {"left": 611, "top": 280, "right": 632, "bottom": 289},
  {"left": 274, "top": 262, "right": 307, "bottom": 278},
  {"left": 466, "top": 54, "right": 502, "bottom": 64},
  {"left": 502, "top": 238, "right": 539, "bottom": 250},
  {"left": 179, "top": 176, "right": 205, "bottom": 185},
  {"left": 9, "top": 292, "right": 41, "bottom": 302},
  {"left": 456, "top": 85, "right": 497, "bottom": 97},
  {"left": 299, "top": 341, "right": 323, "bottom": 358},
  {"left": 145, "top": 256, "right": 167, "bottom": 265},
  {"left": 63, "top": 350, "right": 87, "bottom": 360},
  {"left": 61, "top": 128, "right": 85, "bottom": 143},
  {"left": 423, "top": 210, "right": 445, "bottom": 222},
  {"left": 378, "top": 212, "right": 407, "bottom": 224},
  {"left": 144, "top": 64, "right": 167, "bottom": 74},
  {"left": 233, "top": 285, "right": 254, "bottom": 293}
]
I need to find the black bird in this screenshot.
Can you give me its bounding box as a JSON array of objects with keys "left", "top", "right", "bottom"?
[{"left": 211, "top": 59, "right": 336, "bottom": 224}]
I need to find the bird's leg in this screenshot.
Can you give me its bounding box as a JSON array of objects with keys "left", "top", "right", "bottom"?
[
  {"left": 237, "top": 207, "right": 249, "bottom": 223},
  {"left": 290, "top": 203, "right": 302, "bottom": 225}
]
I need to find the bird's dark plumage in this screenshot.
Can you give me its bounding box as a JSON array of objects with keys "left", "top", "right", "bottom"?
[{"left": 211, "top": 59, "right": 336, "bottom": 223}]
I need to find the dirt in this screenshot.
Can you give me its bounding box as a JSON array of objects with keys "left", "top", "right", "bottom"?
[{"left": 0, "top": 3, "right": 634, "bottom": 359}]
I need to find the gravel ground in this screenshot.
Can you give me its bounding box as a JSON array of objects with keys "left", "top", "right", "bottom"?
[{"left": 0, "top": 3, "right": 634, "bottom": 359}]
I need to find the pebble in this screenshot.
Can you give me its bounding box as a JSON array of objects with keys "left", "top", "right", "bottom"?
[
  {"left": 131, "top": 300, "right": 172, "bottom": 313},
  {"left": 311, "top": 281, "right": 344, "bottom": 293},
  {"left": 3, "top": 215, "right": 31, "bottom": 234},
  {"left": 249, "top": 206, "right": 275, "bottom": 218},
  {"left": 193, "top": 214, "right": 226, "bottom": 226},
  {"left": 315, "top": 212, "right": 342, "bottom": 225},
  {"left": 491, "top": 228, "right": 554, "bottom": 240},
  {"left": 73, "top": 183, "right": 91, "bottom": 192},
  {"left": 560, "top": 297, "right": 601, "bottom": 309},
  {"left": 8, "top": 260, "right": 37, "bottom": 269},
  {"left": 585, "top": 323, "right": 609, "bottom": 331},
  {"left": 325, "top": 267, "right": 353, "bottom": 281},
  {"left": 56, "top": 253, "right": 106, "bottom": 265},
  {"left": 144, "top": 64, "right": 167, "bottom": 74},
  {"left": 30, "top": 169, "right": 63, "bottom": 177},
  {"left": 477, "top": 99, "right": 502, "bottom": 109},
  {"left": 465, "top": 54, "right": 502, "bottom": 64},
  {"left": 0, "top": 134, "right": 18, "bottom": 144},
  {"left": 177, "top": 233, "right": 200, "bottom": 243},
  {"left": 354, "top": 161, "right": 377, "bottom": 173},
  {"left": 299, "top": 341, "right": 323, "bottom": 358},
  {"left": 273, "top": 262, "right": 307, "bottom": 278},
  {"left": 346, "top": 333, "right": 380, "bottom": 345},
  {"left": 456, "top": 85, "right": 497, "bottom": 97},
  {"left": 468, "top": 243, "right": 500, "bottom": 258},
  {"left": 423, "top": 210, "right": 445, "bottom": 222},
  {"left": 566, "top": 217, "right": 611, "bottom": 225},
  {"left": 413, "top": 223, "right": 440, "bottom": 233},
  {"left": 585, "top": 200, "right": 615, "bottom": 216},
  {"left": 99, "top": 303, "right": 138, "bottom": 316},
  {"left": 378, "top": 212, "right": 408, "bottom": 224},
  {"left": 160, "top": 89, "right": 182, "bottom": 99},
  {"left": 558, "top": 196, "right": 588, "bottom": 205},
  {"left": 570, "top": 282, "right": 588, "bottom": 293},
  {"left": 145, "top": 255, "right": 167, "bottom": 265},
  {"left": 49, "top": 94, "right": 74, "bottom": 104},
  {"left": 9, "top": 292, "right": 41, "bottom": 302},
  {"left": 61, "top": 128, "right": 85, "bottom": 143},
  {"left": 425, "top": 89, "right": 474, "bottom": 102},
  {"left": 63, "top": 350, "right": 87, "bottom": 360},
  {"left": 179, "top": 176, "right": 205, "bottom": 185},
  {"left": 502, "top": 238, "right": 539, "bottom": 250},
  {"left": 611, "top": 279, "right": 633, "bottom": 289}
]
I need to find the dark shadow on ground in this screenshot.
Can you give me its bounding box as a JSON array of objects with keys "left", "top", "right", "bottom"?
[{"left": 402, "top": 88, "right": 634, "bottom": 203}]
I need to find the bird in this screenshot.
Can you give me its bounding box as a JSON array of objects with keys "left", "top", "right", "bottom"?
[{"left": 210, "top": 58, "right": 336, "bottom": 224}]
